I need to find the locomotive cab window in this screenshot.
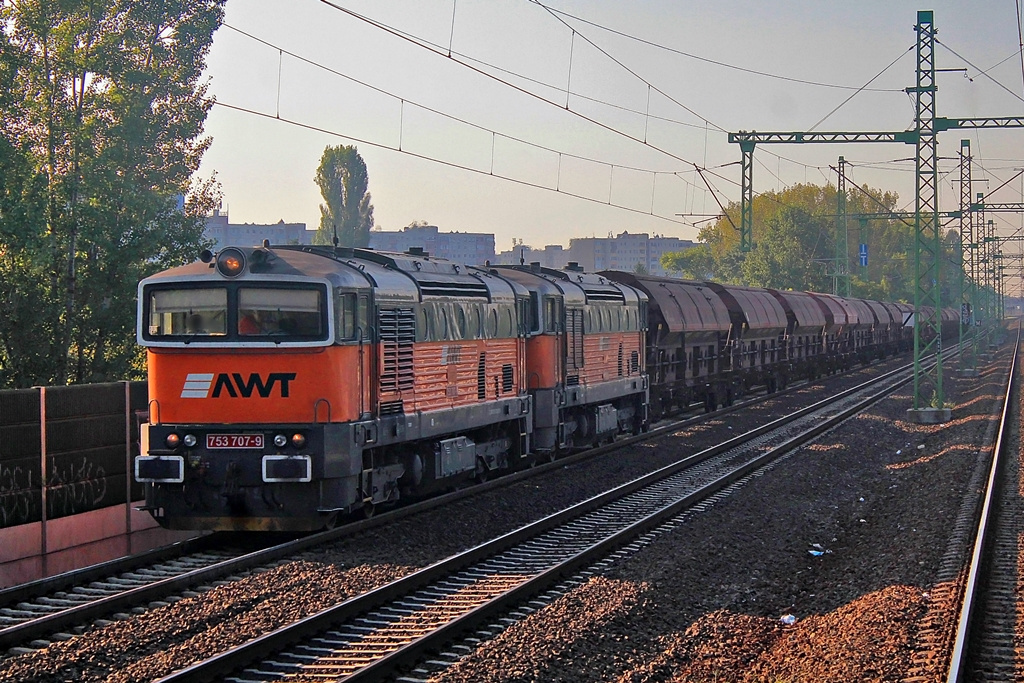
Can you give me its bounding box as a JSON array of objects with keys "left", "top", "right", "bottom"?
[
  {"left": 543, "top": 298, "right": 559, "bottom": 333},
  {"left": 238, "top": 287, "right": 325, "bottom": 338},
  {"left": 148, "top": 288, "right": 227, "bottom": 337},
  {"left": 336, "top": 291, "right": 357, "bottom": 340},
  {"left": 528, "top": 293, "right": 541, "bottom": 334}
]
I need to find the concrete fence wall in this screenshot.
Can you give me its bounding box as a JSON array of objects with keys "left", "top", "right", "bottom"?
[{"left": 0, "top": 382, "right": 198, "bottom": 587}]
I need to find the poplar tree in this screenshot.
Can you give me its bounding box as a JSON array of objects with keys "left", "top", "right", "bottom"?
[{"left": 314, "top": 145, "right": 374, "bottom": 248}]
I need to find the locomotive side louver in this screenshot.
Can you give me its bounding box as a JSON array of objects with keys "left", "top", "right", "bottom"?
[
  {"left": 380, "top": 308, "right": 416, "bottom": 392},
  {"left": 582, "top": 287, "right": 625, "bottom": 303},
  {"left": 419, "top": 281, "right": 490, "bottom": 298}
]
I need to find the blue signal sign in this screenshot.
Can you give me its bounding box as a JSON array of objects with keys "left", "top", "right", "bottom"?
[{"left": 859, "top": 243, "right": 868, "bottom": 267}]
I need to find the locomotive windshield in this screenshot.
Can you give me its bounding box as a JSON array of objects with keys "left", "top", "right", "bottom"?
[
  {"left": 148, "top": 288, "right": 228, "bottom": 336},
  {"left": 238, "top": 287, "right": 323, "bottom": 337},
  {"left": 144, "top": 284, "right": 328, "bottom": 342}
]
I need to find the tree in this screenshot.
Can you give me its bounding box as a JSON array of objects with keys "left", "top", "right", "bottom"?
[
  {"left": 740, "top": 208, "right": 830, "bottom": 291},
  {"left": 661, "top": 244, "right": 714, "bottom": 280},
  {"left": 314, "top": 145, "right": 374, "bottom": 247},
  {"left": 688, "top": 182, "right": 940, "bottom": 300},
  {"left": 0, "top": 0, "right": 224, "bottom": 388}
]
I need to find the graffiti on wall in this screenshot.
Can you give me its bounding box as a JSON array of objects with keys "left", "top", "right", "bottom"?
[
  {"left": 0, "top": 457, "right": 114, "bottom": 526},
  {"left": 0, "top": 464, "right": 36, "bottom": 527},
  {"left": 47, "top": 457, "right": 109, "bottom": 518}
]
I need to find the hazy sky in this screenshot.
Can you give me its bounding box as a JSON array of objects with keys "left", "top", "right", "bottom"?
[{"left": 197, "top": 0, "right": 1024, "bottom": 253}]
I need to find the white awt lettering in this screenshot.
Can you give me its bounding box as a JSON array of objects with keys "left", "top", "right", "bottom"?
[{"left": 180, "top": 372, "right": 296, "bottom": 398}]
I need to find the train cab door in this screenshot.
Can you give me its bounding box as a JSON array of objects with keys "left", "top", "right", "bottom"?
[
  {"left": 543, "top": 296, "right": 564, "bottom": 384},
  {"left": 516, "top": 294, "right": 530, "bottom": 393},
  {"left": 358, "top": 293, "right": 372, "bottom": 417}
]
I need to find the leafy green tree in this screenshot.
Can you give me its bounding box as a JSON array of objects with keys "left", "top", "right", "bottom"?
[
  {"left": 741, "top": 208, "right": 830, "bottom": 291},
  {"left": 314, "top": 145, "right": 374, "bottom": 247},
  {"left": 0, "top": 0, "right": 224, "bottom": 388},
  {"left": 685, "top": 182, "right": 942, "bottom": 300},
  {"left": 661, "top": 244, "right": 714, "bottom": 280}
]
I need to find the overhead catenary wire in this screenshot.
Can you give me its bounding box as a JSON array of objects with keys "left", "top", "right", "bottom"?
[
  {"left": 311, "top": 0, "right": 934, "bottom": 232},
  {"left": 311, "top": 0, "right": 744, "bottom": 205},
  {"left": 806, "top": 46, "right": 914, "bottom": 132},
  {"left": 527, "top": 1, "right": 912, "bottom": 224},
  {"left": 528, "top": 0, "right": 906, "bottom": 93},
  {"left": 221, "top": 23, "right": 683, "bottom": 178},
  {"left": 211, "top": 100, "right": 695, "bottom": 226},
  {"left": 936, "top": 38, "right": 1024, "bottom": 105},
  {"left": 248, "top": 2, "right": 956, "bottom": 241},
  {"left": 528, "top": 0, "right": 725, "bottom": 132}
]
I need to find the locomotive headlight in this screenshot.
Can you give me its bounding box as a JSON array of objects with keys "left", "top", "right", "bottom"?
[
  {"left": 216, "top": 247, "right": 246, "bottom": 277},
  {"left": 290, "top": 433, "right": 307, "bottom": 449},
  {"left": 183, "top": 434, "right": 197, "bottom": 448},
  {"left": 273, "top": 434, "right": 288, "bottom": 448},
  {"left": 165, "top": 433, "right": 182, "bottom": 449}
]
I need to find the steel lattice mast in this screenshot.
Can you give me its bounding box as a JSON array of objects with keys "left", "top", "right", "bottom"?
[
  {"left": 835, "top": 156, "right": 849, "bottom": 296},
  {"left": 727, "top": 10, "right": 1024, "bottom": 422},
  {"left": 910, "top": 9, "right": 943, "bottom": 413},
  {"left": 957, "top": 140, "right": 976, "bottom": 375}
]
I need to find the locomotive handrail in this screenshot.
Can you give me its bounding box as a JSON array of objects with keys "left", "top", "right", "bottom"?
[
  {"left": 313, "top": 398, "right": 331, "bottom": 424},
  {"left": 147, "top": 399, "right": 161, "bottom": 425}
]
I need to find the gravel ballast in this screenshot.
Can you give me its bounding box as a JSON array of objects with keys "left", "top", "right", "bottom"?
[{"left": 432, "top": 348, "right": 1014, "bottom": 682}]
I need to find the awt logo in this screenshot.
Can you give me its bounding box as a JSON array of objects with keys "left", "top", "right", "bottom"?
[{"left": 180, "top": 372, "right": 297, "bottom": 398}]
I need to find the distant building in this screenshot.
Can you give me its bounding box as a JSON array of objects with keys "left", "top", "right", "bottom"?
[
  {"left": 495, "top": 244, "right": 567, "bottom": 269},
  {"left": 565, "top": 232, "right": 695, "bottom": 277},
  {"left": 369, "top": 225, "right": 495, "bottom": 265},
  {"left": 204, "top": 209, "right": 314, "bottom": 251}
]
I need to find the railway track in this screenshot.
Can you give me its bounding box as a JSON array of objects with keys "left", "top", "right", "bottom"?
[
  {"left": 0, "top": 535, "right": 283, "bottom": 653},
  {"left": 156, "top": 353, "right": 930, "bottom": 682},
  {"left": 1, "top": 352, "right": 913, "bottom": 656},
  {"left": 942, "top": 329, "right": 1020, "bottom": 681}
]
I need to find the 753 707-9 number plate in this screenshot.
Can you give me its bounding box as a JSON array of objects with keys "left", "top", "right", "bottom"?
[{"left": 206, "top": 434, "right": 264, "bottom": 449}]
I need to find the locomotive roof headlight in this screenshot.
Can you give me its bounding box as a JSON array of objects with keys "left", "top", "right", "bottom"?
[
  {"left": 165, "top": 433, "right": 182, "bottom": 449},
  {"left": 183, "top": 434, "right": 197, "bottom": 448},
  {"left": 216, "top": 247, "right": 246, "bottom": 277},
  {"left": 290, "top": 433, "right": 307, "bottom": 449},
  {"left": 273, "top": 434, "right": 288, "bottom": 448}
]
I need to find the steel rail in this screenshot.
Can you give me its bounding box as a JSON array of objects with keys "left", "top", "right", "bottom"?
[
  {"left": 945, "top": 324, "right": 1020, "bottom": 682},
  {"left": 156, "top": 358, "right": 927, "bottom": 683}
]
